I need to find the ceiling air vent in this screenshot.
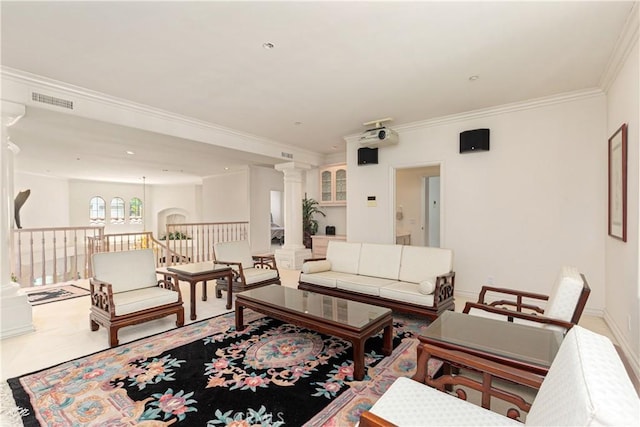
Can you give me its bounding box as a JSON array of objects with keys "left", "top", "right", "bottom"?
[
  {"left": 281, "top": 152, "right": 293, "bottom": 159},
  {"left": 31, "top": 92, "right": 74, "bottom": 110}
]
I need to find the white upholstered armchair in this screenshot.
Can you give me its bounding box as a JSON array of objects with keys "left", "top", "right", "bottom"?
[
  {"left": 213, "top": 240, "right": 280, "bottom": 299},
  {"left": 90, "top": 249, "right": 184, "bottom": 347}
]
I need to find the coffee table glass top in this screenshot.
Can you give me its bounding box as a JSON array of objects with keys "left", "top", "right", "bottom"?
[
  {"left": 237, "top": 285, "right": 391, "bottom": 329},
  {"left": 423, "top": 311, "right": 563, "bottom": 368},
  {"left": 167, "top": 262, "right": 230, "bottom": 276}
]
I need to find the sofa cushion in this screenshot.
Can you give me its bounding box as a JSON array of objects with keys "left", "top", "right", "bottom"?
[
  {"left": 544, "top": 265, "right": 584, "bottom": 323},
  {"left": 368, "top": 377, "right": 520, "bottom": 426},
  {"left": 336, "top": 275, "right": 397, "bottom": 296},
  {"left": 113, "top": 287, "right": 180, "bottom": 316},
  {"left": 92, "top": 249, "right": 158, "bottom": 293},
  {"left": 242, "top": 268, "right": 278, "bottom": 285},
  {"left": 379, "top": 281, "right": 435, "bottom": 307},
  {"left": 399, "top": 246, "right": 453, "bottom": 283},
  {"left": 299, "top": 271, "right": 353, "bottom": 288},
  {"left": 302, "top": 260, "right": 331, "bottom": 274},
  {"left": 526, "top": 326, "right": 640, "bottom": 426},
  {"left": 418, "top": 277, "right": 436, "bottom": 295},
  {"left": 357, "top": 243, "right": 403, "bottom": 280},
  {"left": 326, "top": 241, "right": 362, "bottom": 274}
]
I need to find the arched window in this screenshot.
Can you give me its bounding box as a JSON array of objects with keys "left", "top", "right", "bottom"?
[
  {"left": 110, "top": 197, "right": 125, "bottom": 224},
  {"left": 89, "top": 196, "right": 106, "bottom": 225},
  {"left": 130, "top": 197, "right": 143, "bottom": 224}
]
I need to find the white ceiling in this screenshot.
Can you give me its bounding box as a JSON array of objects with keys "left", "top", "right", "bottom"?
[{"left": 1, "top": 1, "right": 635, "bottom": 184}]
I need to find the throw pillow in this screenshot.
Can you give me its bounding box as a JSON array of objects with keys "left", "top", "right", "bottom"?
[
  {"left": 302, "top": 260, "right": 332, "bottom": 274},
  {"left": 418, "top": 277, "right": 437, "bottom": 295}
]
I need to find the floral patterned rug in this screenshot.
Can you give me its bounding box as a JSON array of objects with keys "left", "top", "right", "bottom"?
[{"left": 6, "top": 310, "right": 441, "bottom": 426}]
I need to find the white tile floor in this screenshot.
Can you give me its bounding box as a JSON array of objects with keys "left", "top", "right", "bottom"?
[{"left": 0, "top": 268, "right": 615, "bottom": 382}]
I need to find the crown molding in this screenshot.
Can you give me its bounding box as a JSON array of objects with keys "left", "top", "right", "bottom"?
[
  {"left": 344, "top": 88, "right": 604, "bottom": 142},
  {"left": 0, "top": 67, "right": 323, "bottom": 166},
  {"left": 599, "top": 2, "right": 639, "bottom": 92}
]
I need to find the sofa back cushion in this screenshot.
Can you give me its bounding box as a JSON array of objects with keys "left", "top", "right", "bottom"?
[
  {"left": 326, "top": 241, "right": 362, "bottom": 274},
  {"left": 399, "top": 246, "right": 453, "bottom": 283},
  {"left": 214, "top": 240, "right": 254, "bottom": 269},
  {"left": 526, "top": 326, "right": 639, "bottom": 426},
  {"left": 357, "top": 243, "right": 403, "bottom": 280},
  {"left": 92, "top": 249, "right": 158, "bottom": 293},
  {"left": 544, "top": 265, "right": 584, "bottom": 323}
]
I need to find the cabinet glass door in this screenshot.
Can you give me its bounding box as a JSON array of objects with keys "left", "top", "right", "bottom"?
[
  {"left": 335, "top": 168, "right": 346, "bottom": 202},
  {"left": 321, "top": 170, "right": 332, "bottom": 202}
]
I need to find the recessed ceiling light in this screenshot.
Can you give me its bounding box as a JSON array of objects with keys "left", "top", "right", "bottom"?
[
  {"left": 224, "top": 167, "right": 230, "bottom": 171},
  {"left": 468, "top": 75, "right": 479, "bottom": 81},
  {"left": 126, "top": 150, "right": 135, "bottom": 155},
  {"left": 262, "top": 42, "right": 275, "bottom": 49}
]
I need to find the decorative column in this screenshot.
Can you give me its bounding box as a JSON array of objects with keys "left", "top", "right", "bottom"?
[
  {"left": 274, "top": 162, "right": 311, "bottom": 269},
  {"left": 1, "top": 100, "right": 34, "bottom": 339}
]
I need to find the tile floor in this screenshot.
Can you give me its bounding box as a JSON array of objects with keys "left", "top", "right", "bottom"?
[{"left": 0, "top": 268, "right": 616, "bottom": 382}]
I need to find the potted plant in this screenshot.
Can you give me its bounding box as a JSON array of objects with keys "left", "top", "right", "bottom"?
[{"left": 302, "top": 195, "right": 326, "bottom": 249}]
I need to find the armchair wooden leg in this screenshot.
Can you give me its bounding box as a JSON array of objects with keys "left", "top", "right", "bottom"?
[
  {"left": 108, "top": 326, "right": 119, "bottom": 347},
  {"left": 176, "top": 309, "right": 184, "bottom": 327},
  {"left": 90, "top": 318, "right": 99, "bottom": 331}
]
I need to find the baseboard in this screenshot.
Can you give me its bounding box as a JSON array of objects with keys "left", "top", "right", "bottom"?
[{"left": 604, "top": 310, "right": 640, "bottom": 396}]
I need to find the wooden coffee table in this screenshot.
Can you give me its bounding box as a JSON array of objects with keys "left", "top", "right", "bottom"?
[{"left": 235, "top": 285, "right": 393, "bottom": 380}]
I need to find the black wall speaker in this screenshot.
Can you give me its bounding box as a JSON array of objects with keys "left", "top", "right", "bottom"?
[
  {"left": 358, "top": 147, "right": 378, "bottom": 165},
  {"left": 460, "top": 128, "right": 490, "bottom": 153}
]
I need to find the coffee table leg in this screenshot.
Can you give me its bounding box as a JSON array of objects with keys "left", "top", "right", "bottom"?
[
  {"left": 382, "top": 322, "right": 393, "bottom": 356},
  {"left": 225, "top": 271, "right": 233, "bottom": 310},
  {"left": 235, "top": 302, "right": 244, "bottom": 330},
  {"left": 352, "top": 340, "right": 365, "bottom": 381},
  {"left": 190, "top": 282, "right": 197, "bottom": 320}
]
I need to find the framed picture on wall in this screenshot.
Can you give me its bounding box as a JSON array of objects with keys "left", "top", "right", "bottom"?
[{"left": 608, "top": 123, "right": 628, "bottom": 242}]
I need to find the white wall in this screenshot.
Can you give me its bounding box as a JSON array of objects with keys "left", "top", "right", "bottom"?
[
  {"left": 202, "top": 169, "right": 249, "bottom": 222},
  {"left": 14, "top": 172, "right": 69, "bottom": 228},
  {"left": 250, "top": 166, "right": 284, "bottom": 253},
  {"left": 605, "top": 36, "right": 639, "bottom": 376},
  {"left": 151, "top": 184, "right": 201, "bottom": 236},
  {"left": 347, "top": 93, "right": 607, "bottom": 314}
]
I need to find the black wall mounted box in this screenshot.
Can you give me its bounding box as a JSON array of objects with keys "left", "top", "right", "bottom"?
[
  {"left": 460, "top": 128, "right": 490, "bottom": 153},
  {"left": 358, "top": 147, "right": 378, "bottom": 165}
]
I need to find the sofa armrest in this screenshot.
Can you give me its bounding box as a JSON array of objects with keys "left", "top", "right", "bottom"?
[
  {"left": 477, "top": 285, "right": 548, "bottom": 314},
  {"left": 432, "top": 271, "right": 455, "bottom": 308},
  {"left": 462, "top": 302, "right": 574, "bottom": 330}
]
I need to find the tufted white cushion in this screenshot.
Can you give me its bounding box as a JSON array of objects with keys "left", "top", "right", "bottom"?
[
  {"left": 213, "top": 240, "right": 255, "bottom": 269},
  {"left": 527, "top": 326, "right": 640, "bottom": 426},
  {"left": 326, "top": 241, "right": 362, "bottom": 274},
  {"left": 302, "top": 260, "right": 331, "bottom": 274},
  {"left": 357, "top": 243, "right": 403, "bottom": 280},
  {"left": 368, "top": 377, "right": 521, "bottom": 426},
  {"left": 92, "top": 249, "right": 158, "bottom": 293},
  {"left": 113, "top": 287, "right": 180, "bottom": 316},
  {"left": 544, "top": 265, "right": 584, "bottom": 323},
  {"left": 399, "top": 246, "right": 453, "bottom": 283}
]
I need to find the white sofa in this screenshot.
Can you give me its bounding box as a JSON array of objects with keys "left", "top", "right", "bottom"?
[
  {"left": 298, "top": 241, "right": 455, "bottom": 319},
  {"left": 360, "top": 325, "right": 640, "bottom": 426}
]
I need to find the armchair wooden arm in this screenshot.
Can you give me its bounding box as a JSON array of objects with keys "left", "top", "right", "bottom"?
[
  {"left": 359, "top": 411, "right": 397, "bottom": 427},
  {"left": 213, "top": 260, "right": 244, "bottom": 282},
  {"left": 89, "top": 278, "right": 116, "bottom": 316},
  {"left": 462, "top": 302, "right": 574, "bottom": 330},
  {"left": 477, "top": 285, "right": 548, "bottom": 314},
  {"left": 252, "top": 253, "right": 277, "bottom": 270}
]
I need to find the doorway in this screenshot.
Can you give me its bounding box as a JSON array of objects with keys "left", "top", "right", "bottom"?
[{"left": 395, "top": 164, "right": 441, "bottom": 247}]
